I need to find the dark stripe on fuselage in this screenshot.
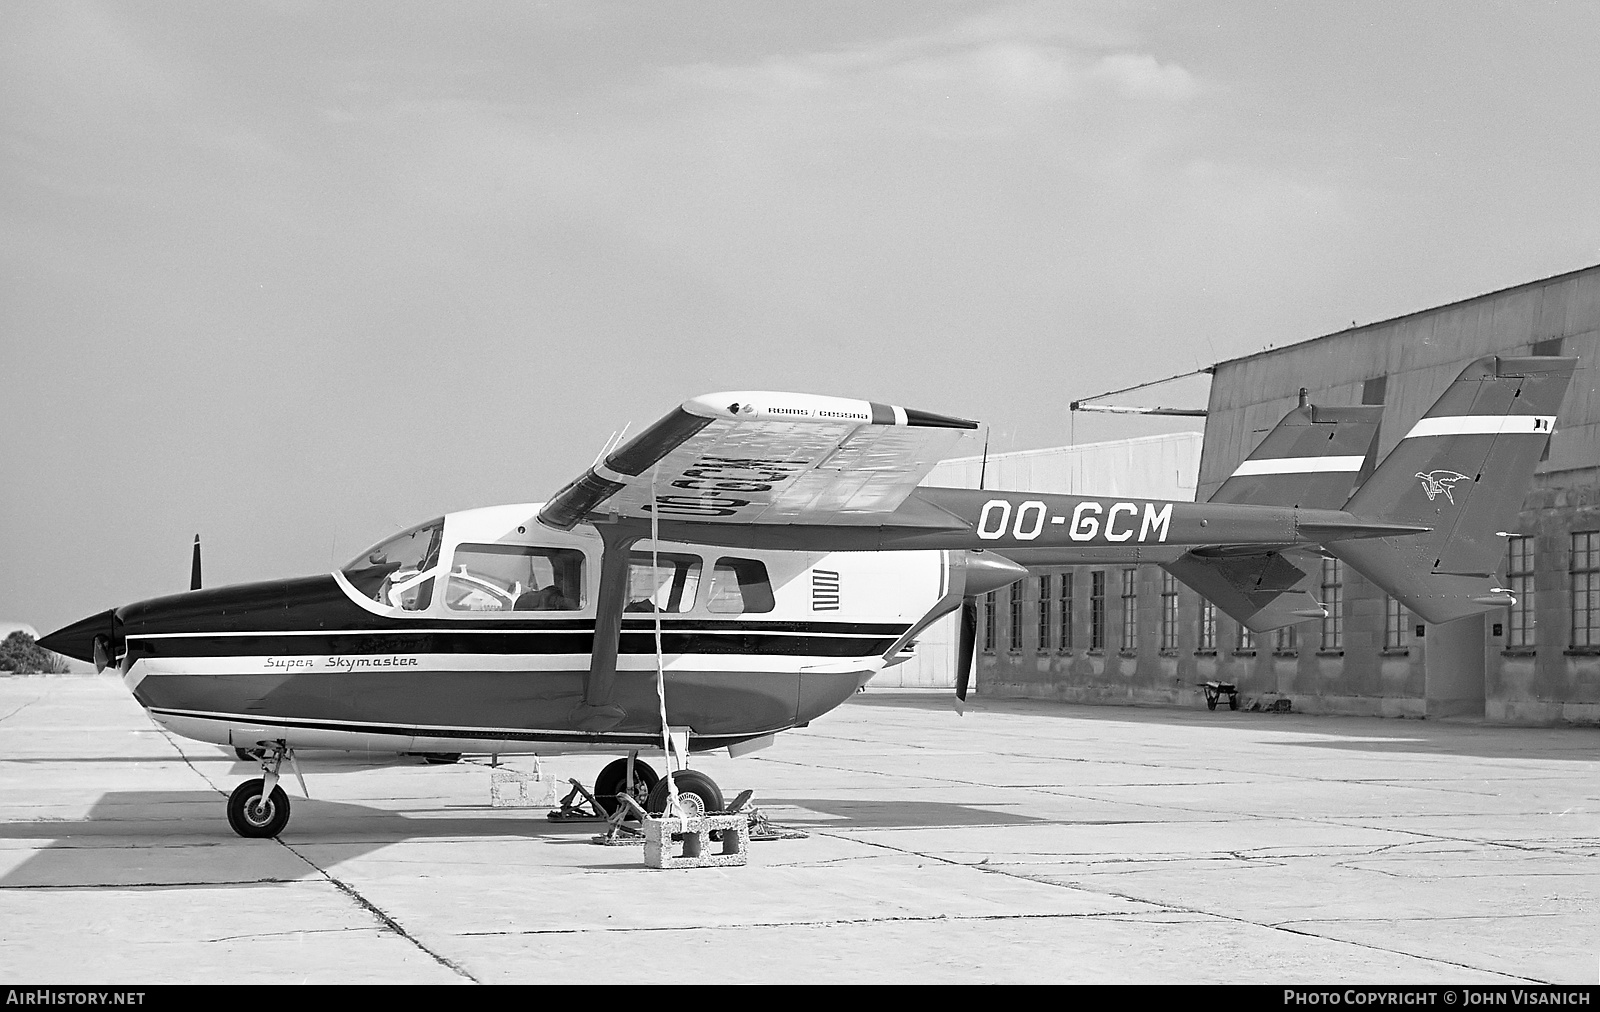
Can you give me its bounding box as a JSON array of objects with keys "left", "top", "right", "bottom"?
[
  {"left": 146, "top": 707, "right": 764, "bottom": 750},
  {"left": 126, "top": 629, "right": 900, "bottom": 659}
]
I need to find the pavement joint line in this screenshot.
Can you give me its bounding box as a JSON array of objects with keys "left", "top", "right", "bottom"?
[
  {"left": 837, "top": 828, "right": 1552, "bottom": 984},
  {"left": 1262, "top": 920, "right": 1548, "bottom": 984},
  {"left": 453, "top": 909, "right": 1154, "bottom": 938},
  {"left": 277, "top": 838, "right": 479, "bottom": 984},
  {"left": 0, "top": 877, "right": 297, "bottom": 889},
  {"left": 0, "top": 695, "right": 44, "bottom": 726},
  {"left": 200, "top": 926, "right": 385, "bottom": 944},
  {"left": 1009, "top": 871, "right": 1551, "bottom": 984},
  {"left": 151, "top": 723, "right": 230, "bottom": 797}
]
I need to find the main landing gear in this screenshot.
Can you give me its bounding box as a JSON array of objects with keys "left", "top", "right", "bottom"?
[
  {"left": 227, "top": 741, "right": 305, "bottom": 839},
  {"left": 553, "top": 754, "right": 727, "bottom": 824}
]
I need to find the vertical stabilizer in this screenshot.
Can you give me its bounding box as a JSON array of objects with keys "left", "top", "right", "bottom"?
[
  {"left": 1329, "top": 356, "right": 1575, "bottom": 624},
  {"left": 1209, "top": 400, "right": 1383, "bottom": 508}
]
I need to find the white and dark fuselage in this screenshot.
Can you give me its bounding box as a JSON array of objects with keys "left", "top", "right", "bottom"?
[{"left": 116, "top": 503, "right": 946, "bottom": 757}]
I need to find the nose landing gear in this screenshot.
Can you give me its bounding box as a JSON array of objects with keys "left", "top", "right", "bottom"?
[
  {"left": 226, "top": 741, "right": 305, "bottom": 839},
  {"left": 228, "top": 779, "right": 290, "bottom": 838}
]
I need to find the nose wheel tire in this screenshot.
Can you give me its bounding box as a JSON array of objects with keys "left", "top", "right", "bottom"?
[
  {"left": 227, "top": 778, "right": 291, "bottom": 838},
  {"left": 645, "top": 770, "right": 724, "bottom": 819},
  {"left": 594, "top": 758, "right": 659, "bottom": 816}
]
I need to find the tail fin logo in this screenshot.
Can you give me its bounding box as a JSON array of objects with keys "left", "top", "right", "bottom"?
[{"left": 1416, "top": 469, "right": 1471, "bottom": 504}]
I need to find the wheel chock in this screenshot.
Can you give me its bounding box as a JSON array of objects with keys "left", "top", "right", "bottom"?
[
  {"left": 642, "top": 813, "right": 749, "bottom": 869},
  {"left": 490, "top": 767, "right": 558, "bottom": 808}
]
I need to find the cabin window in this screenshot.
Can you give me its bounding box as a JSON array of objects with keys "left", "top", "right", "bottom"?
[
  {"left": 706, "top": 558, "right": 775, "bottom": 614},
  {"left": 446, "top": 544, "right": 585, "bottom": 612},
  {"left": 626, "top": 552, "right": 702, "bottom": 613},
  {"left": 343, "top": 518, "right": 444, "bottom": 611}
]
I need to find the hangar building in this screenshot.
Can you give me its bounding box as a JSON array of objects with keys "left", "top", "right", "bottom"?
[{"left": 974, "top": 264, "right": 1600, "bottom": 725}]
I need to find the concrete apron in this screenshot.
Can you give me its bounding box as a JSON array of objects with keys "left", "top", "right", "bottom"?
[{"left": 1, "top": 675, "right": 1597, "bottom": 984}]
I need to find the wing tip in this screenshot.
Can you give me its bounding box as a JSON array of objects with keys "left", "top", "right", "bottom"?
[{"left": 684, "top": 392, "right": 977, "bottom": 429}]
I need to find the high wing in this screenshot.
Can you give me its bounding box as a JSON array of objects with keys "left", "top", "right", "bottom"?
[{"left": 539, "top": 391, "right": 978, "bottom": 531}]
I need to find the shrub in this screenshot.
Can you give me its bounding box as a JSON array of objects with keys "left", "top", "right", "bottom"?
[{"left": 0, "top": 632, "right": 69, "bottom": 674}]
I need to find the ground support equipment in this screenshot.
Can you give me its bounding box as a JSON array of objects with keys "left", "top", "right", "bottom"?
[
  {"left": 548, "top": 778, "right": 610, "bottom": 822},
  {"left": 489, "top": 765, "right": 558, "bottom": 808},
  {"left": 1200, "top": 681, "right": 1240, "bottom": 711},
  {"left": 643, "top": 811, "right": 750, "bottom": 869}
]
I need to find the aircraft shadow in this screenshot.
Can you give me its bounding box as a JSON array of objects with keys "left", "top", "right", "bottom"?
[
  {"left": 760, "top": 798, "right": 1044, "bottom": 830},
  {"left": 851, "top": 693, "right": 1600, "bottom": 763},
  {"left": 0, "top": 789, "right": 606, "bottom": 888}
]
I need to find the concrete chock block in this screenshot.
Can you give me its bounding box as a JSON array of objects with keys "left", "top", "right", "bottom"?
[
  {"left": 642, "top": 813, "right": 750, "bottom": 869},
  {"left": 490, "top": 767, "right": 558, "bottom": 808}
]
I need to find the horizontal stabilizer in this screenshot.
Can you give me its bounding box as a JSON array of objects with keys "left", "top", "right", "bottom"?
[{"left": 1163, "top": 548, "right": 1324, "bottom": 633}]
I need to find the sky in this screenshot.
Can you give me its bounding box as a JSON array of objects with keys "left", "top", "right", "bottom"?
[{"left": 5, "top": 1, "right": 1600, "bottom": 634}]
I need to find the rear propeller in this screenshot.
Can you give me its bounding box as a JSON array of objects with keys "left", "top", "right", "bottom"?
[{"left": 955, "top": 596, "right": 978, "bottom": 715}]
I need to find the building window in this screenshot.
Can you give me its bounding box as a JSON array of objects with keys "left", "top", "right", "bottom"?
[
  {"left": 1199, "top": 598, "right": 1216, "bottom": 652},
  {"left": 1120, "top": 568, "right": 1139, "bottom": 652},
  {"left": 1237, "top": 625, "right": 1254, "bottom": 652},
  {"left": 1506, "top": 536, "right": 1536, "bottom": 649},
  {"left": 1009, "top": 583, "right": 1023, "bottom": 652},
  {"left": 1274, "top": 624, "right": 1297, "bottom": 655},
  {"left": 982, "top": 591, "right": 996, "bottom": 653},
  {"left": 1090, "top": 571, "right": 1106, "bottom": 651},
  {"left": 1037, "top": 575, "right": 1052, "bottom": 651},
  {"left": 1383, "top": 596, "right": 1410, "bottom": 651},
  {"left": 1059, "top": 571, "right": 1074, "bottom": 651},
  {"left": 1572, "top": 532, "right": 1600, "bottom": 649},
  {"left": 1160, "top": 572, "right": 1179, "bottom": 651},
  {"left": 1320, "top": 559, "right": 1344, "bottom": 651}
]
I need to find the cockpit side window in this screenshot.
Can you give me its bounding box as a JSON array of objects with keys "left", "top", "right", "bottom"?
[
  {"left": 342, "top": 519, "right": 444, "bottom": 612},
  {"left": 706, "top": 557, "right": 775, "bottom": 614},
  {"left": 625, "top": 552, "right": 702, "bottom": 613},
  {"left": 447, "top": 544, "right": 586, "bottom": 613}
]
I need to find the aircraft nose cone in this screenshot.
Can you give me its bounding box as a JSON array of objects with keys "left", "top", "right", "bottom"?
[{"left": 38, "top": 608, "right": 117, "bottom": 665}]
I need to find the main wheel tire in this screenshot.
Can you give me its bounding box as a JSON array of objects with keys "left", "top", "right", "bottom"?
[
  {"left": 227, "top": 778, "right": 290, "bottom": 838},
  {"left": 594, "top": 758, "right": 658, "bottom": 816},
  {"left": 645, "top": 769, "right": 724, "bottom": 818},
  {"left": 1228, "top": 694, "right": 1240, "bottom": 711},
  {"left": 1206, "top": 696, "right": 1218, "bottom": 711}
]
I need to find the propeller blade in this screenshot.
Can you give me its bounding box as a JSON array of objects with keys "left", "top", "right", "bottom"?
[
  {"left": 955, "top": 597, "right": 977, "bottom": 715},
  {"left": 190, "top": 534, "right": 202, "bottom": 591}
]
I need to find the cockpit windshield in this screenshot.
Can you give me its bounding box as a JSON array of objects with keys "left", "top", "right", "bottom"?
[{"left": 342, "top": 518, "right": 444, "bottom": 611}]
